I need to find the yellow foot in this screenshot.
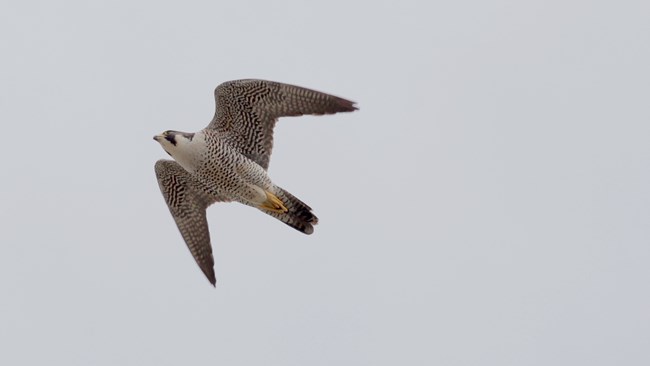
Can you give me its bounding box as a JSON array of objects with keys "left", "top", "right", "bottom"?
[{"left": 260, "top": 191, "right": 288, "bottom": 213}]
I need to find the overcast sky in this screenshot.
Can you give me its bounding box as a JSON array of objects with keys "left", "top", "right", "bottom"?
[{"left": 1, "top": 1, "right": 649, "bottom": 365}]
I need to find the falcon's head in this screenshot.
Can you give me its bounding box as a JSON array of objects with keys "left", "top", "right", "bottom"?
[
  {"left": 153, "top": 131, "right": 194, "bottom": 150},
  {"left": 153, "top": 130, "right": 196, "bottom": 157}
]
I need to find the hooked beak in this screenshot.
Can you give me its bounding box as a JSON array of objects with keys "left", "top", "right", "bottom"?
[{"left": 153, "top": 134, "right": 163, "bottom": 141}]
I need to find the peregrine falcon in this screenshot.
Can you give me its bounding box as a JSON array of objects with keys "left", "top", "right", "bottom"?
[{"left": 153, "top": 79, "right": 357, "bottom": 285}]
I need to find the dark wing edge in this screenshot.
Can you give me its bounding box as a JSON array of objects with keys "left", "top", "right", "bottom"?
[
  {"left": 206, "top": 79, "right": 358, "bottom": 169},
  {"left": 154, "top": 160, "right": 221, "bottom": 286}
]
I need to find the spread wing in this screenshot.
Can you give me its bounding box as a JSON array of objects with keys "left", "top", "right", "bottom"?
[
  {"left": 206, "top": 79, "right": 357, "bottom": 170},
  {"left": 154, "top": 160, "right": 225, "bottom": 286}
]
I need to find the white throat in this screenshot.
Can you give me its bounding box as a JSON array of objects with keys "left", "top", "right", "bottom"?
[{"left": 166, "top": 132, "right": 206, "bottom": 173}]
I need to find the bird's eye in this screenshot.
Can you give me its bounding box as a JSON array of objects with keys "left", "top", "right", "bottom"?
[{"left": 164, "top": 133, "right": 177, "bottom": 146}]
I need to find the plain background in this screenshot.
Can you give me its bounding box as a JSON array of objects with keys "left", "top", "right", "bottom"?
[{"left": 1, "top": 1, "right": 649, "bottom": 365}]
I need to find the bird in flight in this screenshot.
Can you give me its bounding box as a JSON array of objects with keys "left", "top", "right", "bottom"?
[{"left": 153, "top": 79, "right": 357, "bottom": 285}]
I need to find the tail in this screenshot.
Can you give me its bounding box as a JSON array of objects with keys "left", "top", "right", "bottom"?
[{"left": 261, "top": 187, "right": 318, "bottom": 235}]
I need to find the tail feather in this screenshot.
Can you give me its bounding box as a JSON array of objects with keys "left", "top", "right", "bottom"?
[{"left": 262, "top": 187, "right": 318, "bottom": 234}]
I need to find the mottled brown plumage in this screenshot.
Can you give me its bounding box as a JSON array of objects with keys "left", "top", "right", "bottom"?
[
  {"left": 154, "top": 79, "right": 357, "bottom": 285},
  {"left": 208, "top": 79, "right": 357, "bottom": 170},
  {"left": 155, "top": 160, "right": 223, "bottom": 284}
]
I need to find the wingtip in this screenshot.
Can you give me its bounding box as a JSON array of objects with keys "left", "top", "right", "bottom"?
[
  {"left": 203, "top": 268, "right": 217, "bottom": 287},
  {"left": 337, "top": 97, "right": 359, "bottom": 112}
]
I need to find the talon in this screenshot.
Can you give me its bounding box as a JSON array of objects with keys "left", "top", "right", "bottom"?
[{"left": 260, "top": 191, "right": 288, "bottom": 213}]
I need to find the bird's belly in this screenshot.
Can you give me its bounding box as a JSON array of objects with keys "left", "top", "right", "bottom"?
[{"left": 193, "top": 161, "right": 242, "bottom": 199}]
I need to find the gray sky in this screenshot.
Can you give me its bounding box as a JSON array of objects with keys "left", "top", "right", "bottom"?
[{"left": 1, "top": 1, "right": 649, "bottom": 365}]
